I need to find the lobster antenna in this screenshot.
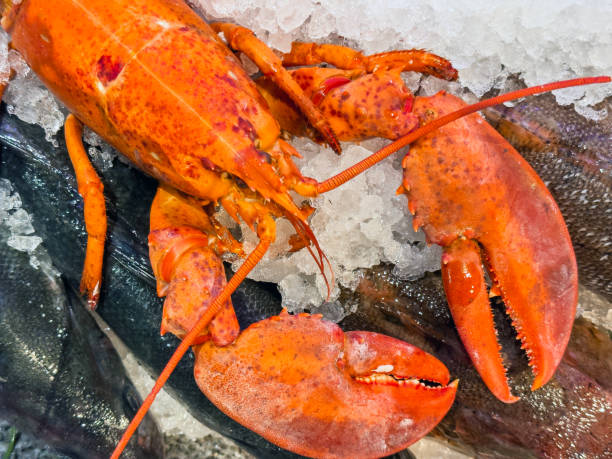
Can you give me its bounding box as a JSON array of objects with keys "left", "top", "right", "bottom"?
[{"left": 316, "top": 76, "right": 611, "bottom": 194}]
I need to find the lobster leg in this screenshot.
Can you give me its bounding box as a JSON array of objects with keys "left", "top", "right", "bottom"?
[
  {"left": 149, "top": 184, "right": 243, "bottom": 345},
  {"left": 282, "top": 42, "right": 458, "bottom": 80},
  {"left": 64, "top": 114, "right": 107, "bottom": 309},
  {"left": 211, "top": 22, "right": 341, "bottom": 154},
  {"left": 398, "top": 93, "right": 579, "bottom": 401}
]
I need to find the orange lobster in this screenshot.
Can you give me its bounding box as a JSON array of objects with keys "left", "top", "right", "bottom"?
[{"left": 0, "top": 0, "right": 608, "bottom": 457}]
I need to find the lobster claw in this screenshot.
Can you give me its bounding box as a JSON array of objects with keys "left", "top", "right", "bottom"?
[
  {"left": 193, "top": 310, "right": 457, "bottom": 459},
  {"left": 406, "top": 92, "right": 578, "bottom": 403}
]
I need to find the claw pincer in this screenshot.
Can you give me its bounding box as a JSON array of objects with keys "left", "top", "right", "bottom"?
[
  {"left": 404, "top": 93, "right": 578, "bottom": 402},
  {"left": 194, "top": 310, "right": 457, "bottom": 459}
]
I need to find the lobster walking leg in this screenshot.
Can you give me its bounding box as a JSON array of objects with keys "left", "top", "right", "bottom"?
[
  {"left": 211, "top": 22, "right": 341, "bottom": 153},
  {"left": 64, "top": 114, "right": 107, "bottom": 308},
  {"left": 281, "top": 42, "right": 458, "bottom": 80}
]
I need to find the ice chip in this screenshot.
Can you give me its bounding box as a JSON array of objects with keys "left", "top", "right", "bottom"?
[
  {"left": 0, "top": 30, "right": 11, "bottom": 85},
  {"left": 7, "top": 208, "right": 35, "bottom": 235},
  {"left": 7, "top": 234, "right": 43, "bottom": 253}
]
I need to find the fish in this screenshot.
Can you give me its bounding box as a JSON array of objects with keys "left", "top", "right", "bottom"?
[{"left": 0, "top": 201, "right": 164, "bottom": 458}]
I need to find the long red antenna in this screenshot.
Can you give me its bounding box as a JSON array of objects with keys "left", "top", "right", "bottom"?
[{"left": 317, "top": 76, "right": 610, "bottom": 193}]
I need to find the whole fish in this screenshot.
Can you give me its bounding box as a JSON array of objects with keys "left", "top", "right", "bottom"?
[
  {"left": 0, "top": 204, "right": 163, "bottom": 458},
  {"left": 1, "top": 94, "right": 611, "bottom": 457}
]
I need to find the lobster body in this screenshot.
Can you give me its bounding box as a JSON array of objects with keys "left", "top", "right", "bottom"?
[{"left": 8, "top": 0, "right": 293, "bottom": 206}]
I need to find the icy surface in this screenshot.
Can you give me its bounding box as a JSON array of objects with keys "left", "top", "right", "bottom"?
[
  {"left": 0, "top": 31, "right": 10, "bottom": 85},
  {"left": 228, "top": 137, "right": 442, "bottom": 316},
  {"left": 0, "top": 178, "right": 58, "bottom": 273},
  {"left": 0, "top": 46, "right": 65, "bottom": 145},
  {"left": 83, "top": 127, "right": 118, "bottom": 171},
  {"left": 194, "top": 0, "right": 612, "bottom": 115}
]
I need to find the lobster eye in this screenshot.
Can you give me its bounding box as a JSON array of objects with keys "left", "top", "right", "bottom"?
[{"left": 257, "top": 150, "right": 273, "bottom": 164}]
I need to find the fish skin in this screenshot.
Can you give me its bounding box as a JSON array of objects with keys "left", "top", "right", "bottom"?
[
  {"left": 341, "top": 267, "right": 612, "bottom": 459},
  {"left": 0, "top": 223, "right": 163, "bottom": 458},
  {"left": 484, "top": 94, "right": 612, "bottom": 301}
]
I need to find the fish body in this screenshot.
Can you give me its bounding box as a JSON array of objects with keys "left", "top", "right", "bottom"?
[{"left": 0, "top": 201, "right": 163, "bottom": 458}]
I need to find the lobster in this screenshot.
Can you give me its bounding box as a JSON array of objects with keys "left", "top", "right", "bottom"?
[{"left": 0, "top": 0, "right": 608, "bottom": 457}]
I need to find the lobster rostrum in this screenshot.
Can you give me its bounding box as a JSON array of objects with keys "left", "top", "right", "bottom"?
[{"left": 0, "top": 0, "right": 608, "bottom": 457}]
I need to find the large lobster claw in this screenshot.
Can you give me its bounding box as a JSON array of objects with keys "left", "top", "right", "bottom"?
[
  {"left": 193, "top": 310, "right": 457, "bottom": 459},
  {"left": 404, "top": 92, "right": 578, "bottom": 402}
]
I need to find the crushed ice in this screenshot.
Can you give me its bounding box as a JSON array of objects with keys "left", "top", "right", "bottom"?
[
  {"left": 1, "top": 45, "right": 65, "bottom": 146},
  {"left": 83, "top": 127, "right": 118, "bottom": 171},
  {"left": 228, "top": 138, "right": 442, "bottom": 316},
  {"left": 194, "top": 0, "right": 612, "bottom": 115},
  {"left": 0, "top": 178, "right": 59, "bottom": 275}
]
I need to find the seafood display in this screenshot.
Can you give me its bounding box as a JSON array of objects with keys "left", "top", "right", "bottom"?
[
  {"left": 1, "top": 96, "right": 611, "bottom": 457},
  {"left": 0, "top": 198, "right": 163, "bottom": 458},
  {"left": 0, "top": 0, "right": 610, "bottom": 457}
]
